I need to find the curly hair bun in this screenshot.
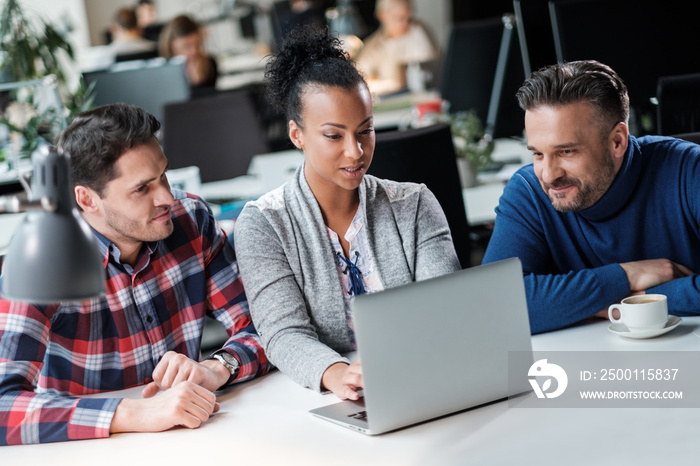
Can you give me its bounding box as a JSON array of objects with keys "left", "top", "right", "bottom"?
[{"left": 264, "top": 26, "right": 364, "bottom": 121}]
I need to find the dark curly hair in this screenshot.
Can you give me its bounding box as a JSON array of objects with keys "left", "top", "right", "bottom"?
[
  {"left": 264, "top": 26, "right": 367, "bottom": 127},
  {"left": 516, "top": 60, "right": 629, "bottom": 139},
  {"left": 57, "top": 103, "right": 160, "bottom": 196}
]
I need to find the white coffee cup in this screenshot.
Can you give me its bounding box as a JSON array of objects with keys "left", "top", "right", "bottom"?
[{"left": 608, "top": 294, "right": 668, "bottom": 332}]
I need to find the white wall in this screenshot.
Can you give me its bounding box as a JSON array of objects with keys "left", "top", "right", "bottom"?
[
  {"left": 16, "top": 0, "right": 90, "bottom": 89},
  {"left": 19, "top": 0, "right": 90, "bottom": 48},
  {"left": 83, "top": 0, "right": 134, "bottom": 47},
  {"left": 413, "top": 0, "right": 450, "bottom": 49}
]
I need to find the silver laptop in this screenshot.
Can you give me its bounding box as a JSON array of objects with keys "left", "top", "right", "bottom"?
[{"left": 309, "top": 257, "right": 533, "bottom": 435}]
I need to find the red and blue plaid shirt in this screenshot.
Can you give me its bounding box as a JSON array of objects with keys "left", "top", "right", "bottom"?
[{"left": 0, "top": 190, "right": 270, "bottom": 445}]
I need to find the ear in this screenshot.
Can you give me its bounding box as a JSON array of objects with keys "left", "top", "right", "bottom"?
[
  {"left": 288, "top": 120, "right": 304, "bottom": 151},
  {"left": 74, "top": 185, "right": 100, "bottom": 213},
  {"left": 610, "top": 122, "right": 629, "bottom": 159}
]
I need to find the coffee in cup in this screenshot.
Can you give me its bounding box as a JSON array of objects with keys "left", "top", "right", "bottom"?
[{"left": 608, "top": 294, "right": 668, "bottom": 332}]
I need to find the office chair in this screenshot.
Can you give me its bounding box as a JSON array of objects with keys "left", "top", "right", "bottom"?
[
  {"left": 162, "top": 89, "right": 270, "bottom": 183},
  {"left": 368, "top": 123, "right": 471, "bottom": 268},
  {"left": 656, "top": 73, "right": 700, "bottom": 136}
]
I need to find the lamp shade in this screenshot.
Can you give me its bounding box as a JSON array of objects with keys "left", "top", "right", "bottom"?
[{"left": 1, "top": 146, "right": 105, "bottom": 303}]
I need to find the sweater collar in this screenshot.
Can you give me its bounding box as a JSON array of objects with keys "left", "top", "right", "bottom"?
[{"left": 577, "top": 135, "right": 641, "bottom": 222}]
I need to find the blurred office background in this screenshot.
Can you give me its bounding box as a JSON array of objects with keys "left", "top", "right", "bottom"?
[{"left": 3, "top": 0, "right": 699, "bottom": 350}]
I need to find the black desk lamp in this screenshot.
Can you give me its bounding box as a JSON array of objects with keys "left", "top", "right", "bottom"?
[{"left": 0, "top": 145, "right": 105, "bottom": 302}]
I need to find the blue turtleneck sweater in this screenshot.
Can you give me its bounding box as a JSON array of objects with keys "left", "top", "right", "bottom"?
[{"left": 483, "top": 135, "right": 700, "bottom": 333}]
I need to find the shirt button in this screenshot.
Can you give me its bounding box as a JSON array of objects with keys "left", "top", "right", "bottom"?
[{"left": 146, "top": 316, "right": 154, "bottom": 324}]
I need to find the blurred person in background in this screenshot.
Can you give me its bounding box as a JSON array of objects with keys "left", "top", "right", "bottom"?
[
  {"left": 355, "top": 0, "right": 437, "bottom": 93},
  {"left": 279, "top": 0, "right": 327, "bottom": 37},
  {"left": 109, "top": 7, "right": 157, "bottom": 56},
  {"left": 136, "top": 0, "right": 164, "bottom": 42},
  {"left": 160, "top": 15, "right": 218, "bottom": 95}
]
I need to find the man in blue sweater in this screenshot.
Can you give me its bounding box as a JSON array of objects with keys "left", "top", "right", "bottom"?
[{"left": 482, "top": 60, "right": 698, "bottom": 333}]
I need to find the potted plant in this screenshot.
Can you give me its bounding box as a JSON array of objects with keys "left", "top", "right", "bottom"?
[
  {"left": 441, "top": 110, "right": 494, "bottom": 188},
  {"left": 0, "top": 0, "right": 92, "bottom": 161}
]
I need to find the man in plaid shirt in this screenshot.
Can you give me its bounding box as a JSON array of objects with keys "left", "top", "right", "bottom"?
[{"left": 0, "top": 103, "right": 271, "bottom": 445}]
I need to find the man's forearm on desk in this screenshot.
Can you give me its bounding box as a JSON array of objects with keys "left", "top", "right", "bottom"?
[{"left": 524, "top": 265, "right": 630, "bottom": 333}]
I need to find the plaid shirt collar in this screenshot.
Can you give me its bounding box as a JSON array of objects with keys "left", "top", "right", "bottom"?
[{"left": 90, "top": 226, "right": 160, "bottom": 272}]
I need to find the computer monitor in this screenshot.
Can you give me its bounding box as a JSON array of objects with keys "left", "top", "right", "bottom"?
[
  {"left": 441, "top": 18, "right": 502, "bottom": 123},
  {"left": 549, "top": 0, "right": 700, "bottom": 134},
  {"left": 513, "top": 0, "right": 558, "bottom": 77},
  {"left": 83, "top": 58, "right": 190, "bottom": 123},
  {"left": 440, "top": 17, "right": 525, "bottom": 140}
]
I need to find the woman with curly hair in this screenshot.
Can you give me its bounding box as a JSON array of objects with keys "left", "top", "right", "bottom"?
[{"left": 234, "top": 27, "right": 459, "bottom": 400}]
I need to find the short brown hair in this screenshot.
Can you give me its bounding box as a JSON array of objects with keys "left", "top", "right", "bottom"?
[
  {"left": 115, "top": 7, "right": 138, "bottom": 30},
  {"left": 516, "top": 60, "right": 630, "bottom": 137},
  {"left": 57, "top": 103, "right": 161, "bottom": 196}
]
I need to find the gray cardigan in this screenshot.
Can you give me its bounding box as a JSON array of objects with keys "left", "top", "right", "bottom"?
[{"left": 234, "top": 165, "right": 461, "bottom": 390}]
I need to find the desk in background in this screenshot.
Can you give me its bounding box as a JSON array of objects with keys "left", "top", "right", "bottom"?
[
  {"left": 199, "top": 138, "right": 530, "bottom": 229},
  {"left": 2, "top": 317, "right": 698, "bottom": 464},
  {"left": 0, "top": 137, "right": 527, "bottom": 261},
  {"left": 215, "top": 51, "right": 268, "bottom": 92},
  {"left": 463, "top": 137, "right": 531, "bottom": 226},
  {"left": 0, "top": 161, "right": 30, "bottom": 263},
  {"left": 371, "top": 90, "right": 442, "bottom": 131},
  {"left": 0, "top": 146, "right": 518, "bottom": 262}
]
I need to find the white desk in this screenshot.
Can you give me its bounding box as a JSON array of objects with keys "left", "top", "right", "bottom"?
[
  {"left": 462, "top": 138, "right": 531, "bottom": 226},
  {"left": 371, "top": 90, "right": 442, "bottom": 130},
  {"left": 2, "top": 317, "right": 698, "bottom": 464},
  {"left": 462, "top": 182, "right": 505, "bottom": 226},
  {"left": 215, "top": 52, "right": 269, "bottom": 91}
]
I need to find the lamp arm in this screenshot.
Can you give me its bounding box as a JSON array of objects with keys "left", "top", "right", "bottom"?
[{"left": 0, "top": 195, "right": 56, "bottom": 213}]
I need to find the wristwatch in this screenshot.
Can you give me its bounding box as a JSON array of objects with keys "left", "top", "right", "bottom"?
[{"left": 209, "top": 352, "right": 240, "bottom": 388}]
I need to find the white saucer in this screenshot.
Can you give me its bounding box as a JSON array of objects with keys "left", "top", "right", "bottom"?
[{"left": 608, "top": 315, "right": 682, "bottom": 339}]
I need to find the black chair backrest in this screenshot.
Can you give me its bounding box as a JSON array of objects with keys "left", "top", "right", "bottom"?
[
  {"left": 672, "top": 132, "right": 700, "bottom": 146},
  {"left": 657, "top": 73, "right": 700, "bottom": 136},
  {"left": 369, "top": 123, "right": 470, "bottom": 268},
  {"left": 162, "top": 90, "right": 270, "bottom": 183}
]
